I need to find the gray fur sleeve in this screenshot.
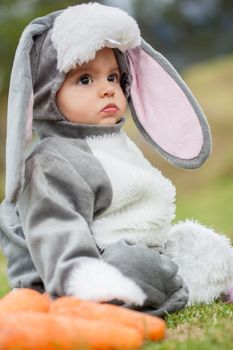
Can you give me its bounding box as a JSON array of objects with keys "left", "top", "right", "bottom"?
[
  {"left": 17, "top": 151, "right": 146, "bottom": 304},
  {"left": 17, "top": 151, "right": 99, "bottom": 296}
]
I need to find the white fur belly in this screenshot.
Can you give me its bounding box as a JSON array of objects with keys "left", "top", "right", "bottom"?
[{"left": 86, "top": 132, "right": 175, "bottom": 249}]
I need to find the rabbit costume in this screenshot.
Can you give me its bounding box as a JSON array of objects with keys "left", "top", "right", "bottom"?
[{"left": 1, "top": 3, "right": 233, "bottom": 315}]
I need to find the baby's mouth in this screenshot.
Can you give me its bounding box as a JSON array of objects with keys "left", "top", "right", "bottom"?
[{"left": 101, "top": 103, "right": 119, "bottom": 115}]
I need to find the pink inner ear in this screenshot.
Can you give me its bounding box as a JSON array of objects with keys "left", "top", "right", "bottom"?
[{"left": 127, "top": 48, "right": 203, "bottom": 160}]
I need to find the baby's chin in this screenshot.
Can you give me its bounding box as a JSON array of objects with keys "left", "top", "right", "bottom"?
[{"left": 98, "top": 116, "right": 122, "bottom": 126}]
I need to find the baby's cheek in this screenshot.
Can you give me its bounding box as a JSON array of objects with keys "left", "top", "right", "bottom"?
[{"left": 121, "top": 95, "right": 127, "bottom": 113}]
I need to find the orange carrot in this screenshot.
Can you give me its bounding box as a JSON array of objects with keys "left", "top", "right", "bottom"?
[
  {"left": 0, "top": 288, "right": 51, "bottom": 313},
  {"left": 0, "top": 311, "right": 143, "bottom": 350},
  {"left": 50, "top": 296, "right": 166, "bottom": 341}
]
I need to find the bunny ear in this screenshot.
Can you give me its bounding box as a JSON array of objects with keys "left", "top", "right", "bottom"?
[
  {"left": 5, "top": 13, "right": 60, "bottom": 203},
  {"left": 127, "top": 39, "right": 211, "bottom": 169}
]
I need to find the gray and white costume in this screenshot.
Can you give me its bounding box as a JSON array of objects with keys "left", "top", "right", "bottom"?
[{"left": 1, "top": 3, "right": 233, "bottom": 315}]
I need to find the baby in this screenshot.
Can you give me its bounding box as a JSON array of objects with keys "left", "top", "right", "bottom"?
[{"left": 1, "top": 3, "right": 233, "bottom": 317}]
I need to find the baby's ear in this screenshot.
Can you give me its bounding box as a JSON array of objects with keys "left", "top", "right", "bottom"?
[{"left": 126, "top": 39, "right": 211, "bottom": 169}]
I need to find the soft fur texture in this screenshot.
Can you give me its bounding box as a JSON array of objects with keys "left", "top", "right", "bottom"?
[
  {"left": 165, "top": 220, "right": 233, "bottom": 304},
  {"left": 51, "top": 2, "right": 141, "bottom": 72},
  {"left": 86, "top": 132, "right": 176, "bottom": 250},
  {"left": 66, "top": 257, "right": 146, "bottom": 305}
]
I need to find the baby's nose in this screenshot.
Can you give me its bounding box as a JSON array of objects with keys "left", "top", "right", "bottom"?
[{"left": 99, "top": 82, "right": 115, "bottom": 97}]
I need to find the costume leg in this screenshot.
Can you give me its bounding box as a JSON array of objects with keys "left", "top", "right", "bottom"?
[{"left": 165, "top": 220, "right": 233, "bottom": 304}]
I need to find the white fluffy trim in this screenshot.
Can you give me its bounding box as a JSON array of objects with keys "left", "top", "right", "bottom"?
[
  {"left": 165, "top": 220, "right": 233, "bottom": 305},
  {"left": 51, "top": 2, "right": 141, "bottom": 72},
  {"left": 87, "top": 133, "right": 175, "bottom": 250},
  {"left": 66, "top": 258, "right": 146, "bottom": 305}
]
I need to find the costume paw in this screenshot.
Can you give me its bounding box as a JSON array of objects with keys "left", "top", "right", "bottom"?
[{"left": 65, "top": 257, "right": 146, "bottom": 305}]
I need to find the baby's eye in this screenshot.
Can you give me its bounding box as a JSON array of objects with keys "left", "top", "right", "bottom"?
[
  {"left": 77, "top": 75, "right": 93, "bottom": 85},
  {"left": 108, "top": 73, "right": 120, "bottom": 83}
]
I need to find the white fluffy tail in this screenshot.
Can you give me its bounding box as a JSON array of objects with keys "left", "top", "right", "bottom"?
[{"left": 165, "top": 220, "right": 233, "bottom": 305}]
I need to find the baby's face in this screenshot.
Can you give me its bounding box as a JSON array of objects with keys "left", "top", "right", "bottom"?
[{"left": 56, "top": 48, "right": 127, "bottom": 125}]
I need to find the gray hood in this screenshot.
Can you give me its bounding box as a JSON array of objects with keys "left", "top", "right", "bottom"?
[{"left": 31, "top": 27, "right": 131, "bottom": 125}]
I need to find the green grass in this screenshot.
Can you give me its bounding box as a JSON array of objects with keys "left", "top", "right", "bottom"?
[{"left": 143, "top": 303, "right": 233, "bottom": 349}]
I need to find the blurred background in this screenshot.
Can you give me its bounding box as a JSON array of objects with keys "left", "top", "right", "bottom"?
[{"left": 0, "top": 0, "right": 233, "bottom": 239}]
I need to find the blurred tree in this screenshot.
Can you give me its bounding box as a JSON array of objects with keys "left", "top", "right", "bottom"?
[{"left": 103, "top": 0, "right": 233, "bottom": 69}]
